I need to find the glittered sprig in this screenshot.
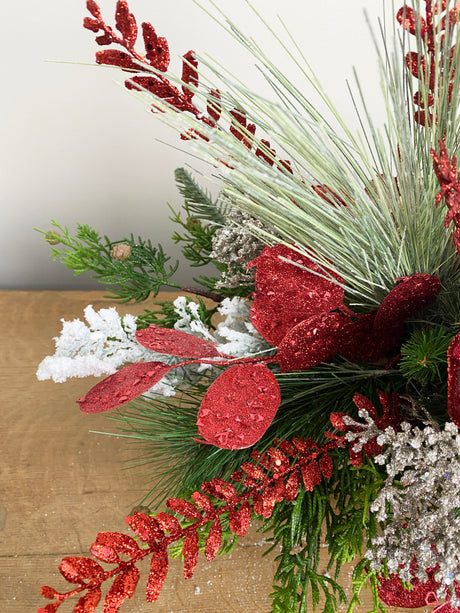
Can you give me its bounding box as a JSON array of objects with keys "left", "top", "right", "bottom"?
[{"left": 38, "top": 436, "right": 343, "bottom": 612}]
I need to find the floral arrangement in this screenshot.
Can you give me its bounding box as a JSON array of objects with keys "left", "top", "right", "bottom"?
[{"left": 38, "top": 1, "right": 460, "bottom": 612}]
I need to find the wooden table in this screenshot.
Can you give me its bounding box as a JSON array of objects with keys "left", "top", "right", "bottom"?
[{"left": 0, "top": 291, "right": 427, "bottom": 612}]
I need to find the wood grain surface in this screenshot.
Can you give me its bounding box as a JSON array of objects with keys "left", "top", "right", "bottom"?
[{"left": 0, "top": 291, "right": 429, "bottom": 613}]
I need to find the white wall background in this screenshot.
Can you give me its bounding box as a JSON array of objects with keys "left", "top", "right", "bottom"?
[{"left": 1, "top": 0, "right": 393, "bottom": 291}]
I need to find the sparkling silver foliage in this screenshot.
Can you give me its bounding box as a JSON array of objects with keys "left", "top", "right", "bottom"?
[{"left": 362, "top": 419, "right": 460, "bottom": 604}]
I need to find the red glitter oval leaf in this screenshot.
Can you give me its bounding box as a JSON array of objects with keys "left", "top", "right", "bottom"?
[
  {"left": 277, "top": 312, "right": 346, "bottom": 372},
  {"left": 373, "top": 274, "right": 441, "bottom": 332},
  {"left": 207, "top": 88, "right": 222, "bottom": 123},
  {"left": 229, "top": 501, "right": 252, "bottom": 537},
  {"left": 285, "top": 469, "right": 302, "bottom": 501},
  {"left": 86, "top": 0, "right": 102, "bottom": 19},
  {"left": 155, "top": 512, "right": 182, "bottom": 537},
  {"left": 40, "top": 586, "right": 60, "bottom": 600},
  {"left": 301, "top": 459, "right": 322, "bottom": 491},
  {"left": 319, "top": 453, "right": 333, "bottom": 479},
  {"left": 77, "top": 361, "right": 174, "bottom": 413},
  {"left": 448, "top": 332, "right": 460, "bottom": 426},
  {"left": 191, "top": 491, "right": 215, "bottom": 514},
  {"left": 135, "top": 326, "right": 220, "bottom": 358},
  {"left": 182, "top": 531, "right": 199, "bottom": 579},
  {"left": 249, "top": 245, "right": 344, "bottom": 346},
  {"left": 205, "top": 518, "right": 222, "bottom": 561},
  {"left": 142, "top": 22, "right": 170, "bottom": 71},
  {"left": 93, "top": 532, "right": 140, "bottom": 559},
  {"left": 73, "top": 587, "right": 102, "bottom": 613},
  {"left": 89, "top": 543, "right": 118, "bottom": 564},
  {"left": 182, "top": 50, "right": 199, "bottom": 100},
  {"left": 396, "top": 6, "right": 425, "bottom": 35},
  {"left": 115, "top": 0, "right": 137, "bottom": 47},
  {"left": 59, "top": 557, "right": 104, "bottom": 584},
  {"left": 167, "top": 498, "right": 202, "bottom": 520},
  {"left": 146, "top": 545, "right": 168, "bottom": 602},
  {"left": 95, "top": 49, "right": 140, "bottom": 70},
  {"left": 104, "top": 566, "right": 140, "bottom": 612},
  {"left": 126, "top": 512, "right": 164, "bottom": 544},
  {"left": 197, "top": 363, "right": 281, "bottom": 449}
]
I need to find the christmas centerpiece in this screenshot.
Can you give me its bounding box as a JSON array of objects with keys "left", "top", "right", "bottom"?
[{"left": 38, "top": 1, "right": 460, "bottom": 611}]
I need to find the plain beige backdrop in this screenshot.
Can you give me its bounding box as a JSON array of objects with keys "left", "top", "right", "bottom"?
[{"left": 1, "top": 0, "right": 391, "bottom": 290}]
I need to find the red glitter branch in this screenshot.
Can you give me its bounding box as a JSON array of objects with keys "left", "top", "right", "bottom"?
[
  {"left": 38, "top": 435, "right": 345, "bottom": 612},
  {"left": 397, "top": 1, "right": 460, "bottom": 125}
]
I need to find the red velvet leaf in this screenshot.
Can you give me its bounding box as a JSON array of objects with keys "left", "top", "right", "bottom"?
[
  {"left": 285, "top": 469, "right": 301, "bottom": 501},
  {"left": 196, "top": 363, "right": 281, "bottom": 449},
  {"left": 40, "top": 586, "right": 59, "bottom": 600},
  {"left": 182, "top": 50, "right": 199, "bottom": 100},
  {"left": 146, "top": 545, "right": 168, "bottom": 602},
  {"left": 77, "top": 361, "right": 174, "bottom": 413},
  {"left": 104, "top": 566, "right": 139, "bottom": 612},
  {"left": 301, "top": 459, "right": 322, "bottom": 491},
  {"left": 126, "top": 512, "right": 164, "bottom": 543},
  {"left": 319, "top": 453, "right": 333, "bottom": 479},
  {"left": 95, "top": 49, "right": 140, "bottom": 70},
  {"left": 277, "top": 312, "right": 346, "bottom": 372},
  {"left": 155, "top": 512, "right": 182, "bottom": 537},
  {"left": 142, "top": 22, "right": 170, "bottom": 71},
  {"left": 191, "top": 491, "right": 215, "bottom": 514},
  {"left": 93, "top": 532, "right": 140, "bottom": 559},
  {"left": 207, "top": 89, "right": 221, "bottom": 123},
  {"left": 205, "top": 518, "right": 222, "bottom": 561},
  {"left": 448, "top": 332, "right": 460, "bottom": 426},
  {"left": 135, "top": 326, "right": 220, "bottom": 358},
  {"left": 115, "top": 0, "right": 137, "bottom": 47},
  {"left": 59, "top": 557, "right": 104, "bottom": 584},
  {"left": 166, "top": 498, "right": 202, "bottom": 520},
  {"left": 86, "top": 0, "right": 102, "bottom": 19},
  {"left": 182, "top": 531, "right": 199, "bottom": 579},
  {"left": 249, "top": 245, "right": 344, "bottom": 346},
  {"left": 229, "top": 501, "right": 252, "bottom": 537},
  {"left": 73, "top": 587, "right": 102, "bottom": 613}
]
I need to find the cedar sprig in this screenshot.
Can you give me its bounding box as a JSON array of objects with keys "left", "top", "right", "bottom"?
[{"left": 38, "top": 436, "right": 344, "bottom": 612}]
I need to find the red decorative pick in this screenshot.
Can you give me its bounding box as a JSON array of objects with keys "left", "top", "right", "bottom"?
[
  {"left": 135, "top": 326, "right": 220, "bottom": 358},
  {"left": 448, "top": 331, "right": 460, "bottom": 426},
  {"left": 77, "top": 361, "right": 174, "bottom": 413},
  {"left": 249, "top": 244, "right": 344, "bottom": 346},
  {"left": 196, "top": 363, "right": 281, "bottom": 449}
]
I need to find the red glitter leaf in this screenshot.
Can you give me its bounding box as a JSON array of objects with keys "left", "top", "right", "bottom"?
[
  {"left": 255, "top": 139, "right": 276, "bottom": 165},
  {"left": 319, "top": 453, "right": 333, "bottom": 479},
  {"left": 40, "top": 586, "right": 60, "bottom": 600},
  {"left": 59, "top": 557, "right": 104, "bottom": 584},
  {"left": 166, "top": 498, "right": 202, "bottom": 520},
  {"left": 182, "top": 531, "right": 199, "bottom": 579},
  {"left": 92, "top": 532, "right": 140, "bottom": 560},
  {"left": 135, "top": 325, "right": 220, "bottom": 358},
  {"left": 353, "top": 392, "right": 378, "bottom": 419},
  {"left": 377, "top": 570, "right": 438, "bottom": 608},
  {"left": 203, "top": 479, "right": 239, "bottom": 502},
  {"left": 284, "top": 469, "right": 301, "bottom": 501},
  {"left": 252, "top": 491, "right": 275, "bottom": 518},
  {"left": 396, "top": 6, "right": 426, "bottom": 35},
  {"left": 73, "top": 588, "right": 102, "bottom": 613},
  {"left": 104, "top": 566, "right": 140, "bottom": 611},
  {"left": 448, "top": 332, "right": 460, "bottom": 426},
  {"left": 330, "top": 412, "right": 348, "bottom": 431},
  {"left": 205, "top": 518, "right": 222, "bottom": 561},
  {"left": 89, "top": 543, "right": 118, "bottom": 564},
  {"left": 191, "top": 491, "right": 215, "bottom": 514},
  {"left": 146, "top": 545, "right": 168, "bottom": 602},
  {"left": 182, "top": 50, "right": 199, "bottom": 100},
  {"left": 155, "top": 512, "right": 182, "bottom": 537},
  {"left": 86, "top": 0, "right": 102, "bottom": 19},
  {"left": 196, "top": 363, "right": 281, "bottom": 449},
  {"left": 249, "top": 244, "right": 344, "bottom": 346},
  {"left": 229, "top": 501, "right": 252, "bottom": 537},
  {"left": 126, "top": 77, "right": 186, "bottom": 109},
  {"left": 373, "top": 274, "right": 441, "bottom": 332},
  {"left": 83, "top": 17, "right": 101, "bottom": 33},
  {"left": 115, "top": 1, "right": 137, "bottom": 47},
  {"left": 95, "top": 34, "right": 112, "bottom": 46},
  {"left": 277, "top": 312, "right": 347, "bottom": 372},
  {"left": 126, "top": 511, "right": 164, "bottom": 544},
  {"left": 206, "top": 89, "right": 221, "bottom": 123},
  {"left": 77, "top": 361, "right": 174, "bottom": 413},
  {"left": 95, "top": 49, "right": 140, "bottom": 70},
  {"left": 142, "top": 22, "right": 170, "bottom": 71},
  {"left": 405, "top": 51, "right": 426, "bottom": 79},
  {"left": 301, "top": 459, "right": 322, "bottom": 491},
  {"left": 38, "top": 606, "right": 59, "bottom": 613}
]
